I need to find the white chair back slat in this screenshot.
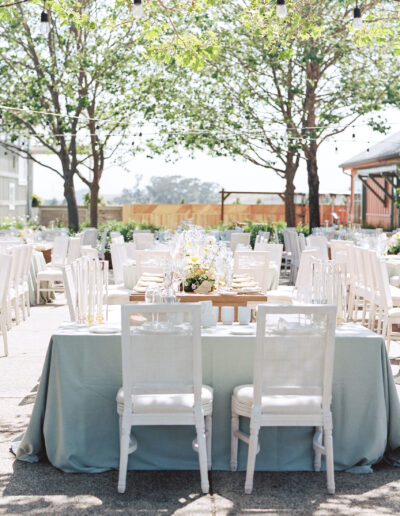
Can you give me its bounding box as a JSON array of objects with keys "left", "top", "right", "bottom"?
[
  {"left": 82, "top": 228, "right": 98, "bottom": 248},
  {"left": 51, "top": 236, "right": 69, "bottom": 267},
  {"left": 63, "top": 264, "right": 78, "bottom": 321},
  {"left": 134, "top": 233, "right": 154, "bottom": 251},
  {"left": 295, "top": 248, "right": 320, "bottom": 289},
  {"left": 255, "top": 304, "right": 336, "bottom": 410},
  {"left": 99, "top": 228, "right": 108, "bottom": 260},
  {"left": 110, "top": 243, "right": 129, "bottom": 284},
  {"left": 66, "top": 237, "right": 82, "bottom": 263},
  {"left": 121, "top": 303, "right": 202, "bottom": 399},
  {"left": 307, "top": 236, "right": 329, "bottom": 261},
  {"left": 230, "top": 233, "right": 251, "bottom": 253},
  {"left": 233, "top": 251, "right": 270, "bottom": 293}
]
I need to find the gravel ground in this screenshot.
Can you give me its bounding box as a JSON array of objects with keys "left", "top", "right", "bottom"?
[{"left": 1, "top": 298, "right": 400, "bottom": 516}]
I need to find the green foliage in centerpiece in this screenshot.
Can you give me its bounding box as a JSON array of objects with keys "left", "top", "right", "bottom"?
[{"left": 388, "top": 231, "right": 400, "bottom": 255}]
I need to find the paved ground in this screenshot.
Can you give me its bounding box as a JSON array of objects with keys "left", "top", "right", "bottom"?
[{"left": 1, "top": 299, "right": 400, "bottom": 515}]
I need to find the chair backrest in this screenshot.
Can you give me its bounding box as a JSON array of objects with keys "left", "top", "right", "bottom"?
[
  {"left": 134, "top": 233, "right": 154, "bottom": 250},
  {"left": 295, "top": 248, "right": 320, "bottom": 289},
  {"left": 9, "top": 246, "right": 25, "bottom": 289},
  {"left": 66, "top": 237, "right": 81, "bottom": 263},
  {"left": 330, "top": 240, "right": 354, "bottom": 264},
  {"left": 120, "top": 303, "right": 202, "bottom": 402},
  {"left": 63, "top": 264, "right": 77, "bottom": 321},
  {"left": 254, "top": 304, "right": 336, "bottom": 411},
  {"left": 0, "top": 253, "right": 12, "bottom": 306},
  {"left": 21, "top": 244, "right": 33, "bottom": 281},
  {"left": 110, "top": 243, "right": 129, "bottom": 284},
  {"left": 51, "top": 236, "right": 69, "bottom": 266},
  {"left": 99, "top": 228, "right": 108, "bottom": 260},
  {"left": 307, "top": 235, "right": 329, "bottom": 261},
  {"left": 253, "top": 243, "right": 283, "bottom": 270},
  {"left": 298, "top": 233, "right": 306, "bottom": 252},
  {"left": 136, "top": 250, "right": 171, "bottom": 279},
  {"left": 134, "top": 229, "right": 151, "bottom": 234},
  {"left": 81, "top": 247, "right": 98, "bottom": 259},
  {"left": 369, "top": 251, "right": 392, "bottom": 311},
  {"left": 233, "top": 251, "right": 270, "bottom": 293},
  {"left": 110, "top": 231, "right": 121, "bottom": 239},
  {"left": 82, "top": 228, "right": 98, "bottom": 248},
  {"left": 230, "top": 233, "right": 251, "bottom": 253},
  {"left": 112, "top": 235, "right": 124, "bottom": 244}
]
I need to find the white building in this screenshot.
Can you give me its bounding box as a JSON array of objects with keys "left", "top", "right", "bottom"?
[{"left": 0, "top": 143, "right": 33, "bottom": 219}]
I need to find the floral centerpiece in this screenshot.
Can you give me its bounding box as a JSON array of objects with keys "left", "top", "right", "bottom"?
[
  {"left": 388, "top": 231, "right": 400, "bottom": 255},
  {"left": 183, "top": 256, "right": 215, "bottom": 293}
]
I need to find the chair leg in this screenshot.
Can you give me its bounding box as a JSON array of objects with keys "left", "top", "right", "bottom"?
[
  {"left": 26, "top": 291, "right": 30, "bottom": 317},
  {"left": 230, "top": 409, "right": 239, "bottom": 472},
  {"left": 313, "top": 426, "right": 323, "bottom": 472},
  {"left": 21, "top": 294, "right": 26, "bottom": 321},
  {"left": 1, "top": 312, "right": 8, "bottom": 357},
  {"left": 13, "top": 297, "right": 20, "bottom": 325},
  {"left": 324, "top": 426, "right": 335, "bottom": 495},
  {"left": 244, "top": 422, "right": 260, "bottom": 494},
  {"left": 36, "top": 279, "right": 40, "bottom": 306},
  {"left": 117, "top": 417, "right": 130, "bottom": 494},
  {"left": 195, "top": 417, "right": 209, "bottom": 494},
  {"left": 205, "top": 414, "right": 212, "bottom": 471}
]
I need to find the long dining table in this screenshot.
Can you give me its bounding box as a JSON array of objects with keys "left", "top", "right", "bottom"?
[{"left": 13, "top": 315, "right": 400, "bottom": 475}]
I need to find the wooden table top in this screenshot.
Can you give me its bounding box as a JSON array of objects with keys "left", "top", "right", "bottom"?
[{"left": 129, "top": 292, "right": 267, "bottom": 304}]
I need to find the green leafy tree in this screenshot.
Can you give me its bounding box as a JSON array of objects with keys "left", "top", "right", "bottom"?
[
  {"left": 152, "top": 0, "right": 393, "bottom": 229},
  {"left": 0, "top": 0, "right": 168, "bottom": 230}
]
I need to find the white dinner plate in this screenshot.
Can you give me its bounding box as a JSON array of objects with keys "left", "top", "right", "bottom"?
[{"left": 89, "top": 325, "right": 120, "bottom": 334}]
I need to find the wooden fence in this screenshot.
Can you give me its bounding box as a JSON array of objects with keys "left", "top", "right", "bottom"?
[{"left": 122, "top": 203, "right": 349, "bottom": 228}]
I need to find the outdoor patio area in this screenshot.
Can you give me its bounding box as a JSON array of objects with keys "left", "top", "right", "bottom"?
[{"left": 0, "top": 292, "right": 400, "bottom": 515}]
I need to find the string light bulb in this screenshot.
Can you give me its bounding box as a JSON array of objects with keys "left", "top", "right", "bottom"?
[
  {"left": 353, "top": 2, "right": 363, "bottom": 30},
  {"left": 132, "top": 0, "right": 144, "bottom": 19},
  {"left": 40, "top": 10, "right": 49, "bottom": 36},
  {"left": 276, "top": 0, "right": 287, "bottom": 18}
]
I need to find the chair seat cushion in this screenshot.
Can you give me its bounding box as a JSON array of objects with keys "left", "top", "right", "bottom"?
[
  {"left": 116, "top": 385, "right": 213, "bottom": 414},
  {"left": 37, "top": 268, "right": 63, "bottom": 281},
  {"left": 390, "top": 285, "right": 400, "bottom": 306},
  {"left": 233, "top": 385, "right": 322, "bottom": 414}
]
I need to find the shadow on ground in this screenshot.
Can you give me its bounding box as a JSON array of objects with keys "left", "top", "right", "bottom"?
[{"left": 1, "top": 458, "right": 400, "bottom": 515}]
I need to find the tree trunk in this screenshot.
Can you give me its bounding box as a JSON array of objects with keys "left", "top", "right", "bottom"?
[
  {"left": 89, "top": 182, "right": 99, "bottom": 228},
  {"left": 284, "top": 159, "right": 297, "bottom": 227},
  {"left": 306, "top": 141, "right": 320, "bottom": 231},
  {"left": 63, "top": 173, "right": 79, "bottom": 232}
]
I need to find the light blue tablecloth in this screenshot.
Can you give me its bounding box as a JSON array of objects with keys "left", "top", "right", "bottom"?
[{"left": 13, "top": 323, "right": 400, "bottom": 474}]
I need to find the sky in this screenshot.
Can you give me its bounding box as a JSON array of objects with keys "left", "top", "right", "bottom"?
[{"left": 32, "top": 109, "right": 400, "bottom": 201}]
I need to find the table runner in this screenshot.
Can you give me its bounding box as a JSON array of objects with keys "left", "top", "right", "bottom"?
[{"left": 13, "top": 323, "right": 400, "bottom": 474}]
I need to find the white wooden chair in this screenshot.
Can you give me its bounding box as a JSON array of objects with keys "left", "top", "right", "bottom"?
[
  {"left": 233, "top": 251, "right": 270, "bottom": 293},
  {"left": 267, "top": 248, "right": 319, "bottom": 304},
  {"left": 0, "top": 253, "right": 12, "bottom": 356},
  {"left": 230, "top": 304, "right": 336, "bottom": 495},
  {"left": 99, "top": 227, "right": 108, "bottom": 260},
  {"left": 20, "top": 244, "right": 33, "bottom": 319},
  {"left": 134, "top": 233, "right": 154, "bottom": 250},
  {"left": 298, "top": 233, "right": 306, "bottom": 252},
  {"left": 82, "top": 227, "right": 98, "bottom": 248},
  {"left": 230, "top": 233, "right": 251, "bottom": 253},
  {"left": 117, "top": 303, "right": 213, "bottom": 494},
  {"left": 63, "top": 264, "right": 78, "bottom": 322},
  {"left": 111, "top": 235, "right": 124, "bottom": 244},
  {"left": 8, "top": 246, "right": 26, "bottom": 325},
  {"left": 135, "top": 250, "right": 170, "bottom": 279},
  {"left": 110, "top": 243, "right": 129, "bottom": 285},
  {"left": 307, "top": 236, "right": 329, "bottom": 261},
  {"left": 253, "top": 243, "right": 283, "bottom": 272},
  {"left": 36, "top": 236, "right": 70, "bottom": 303},
  {"left": 66, "top": 237, "right": 81, "bottom": 263}
]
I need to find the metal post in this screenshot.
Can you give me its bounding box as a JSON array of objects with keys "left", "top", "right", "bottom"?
[{"left": 220, "top": 188, "right": 224, "bottom": 223}]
